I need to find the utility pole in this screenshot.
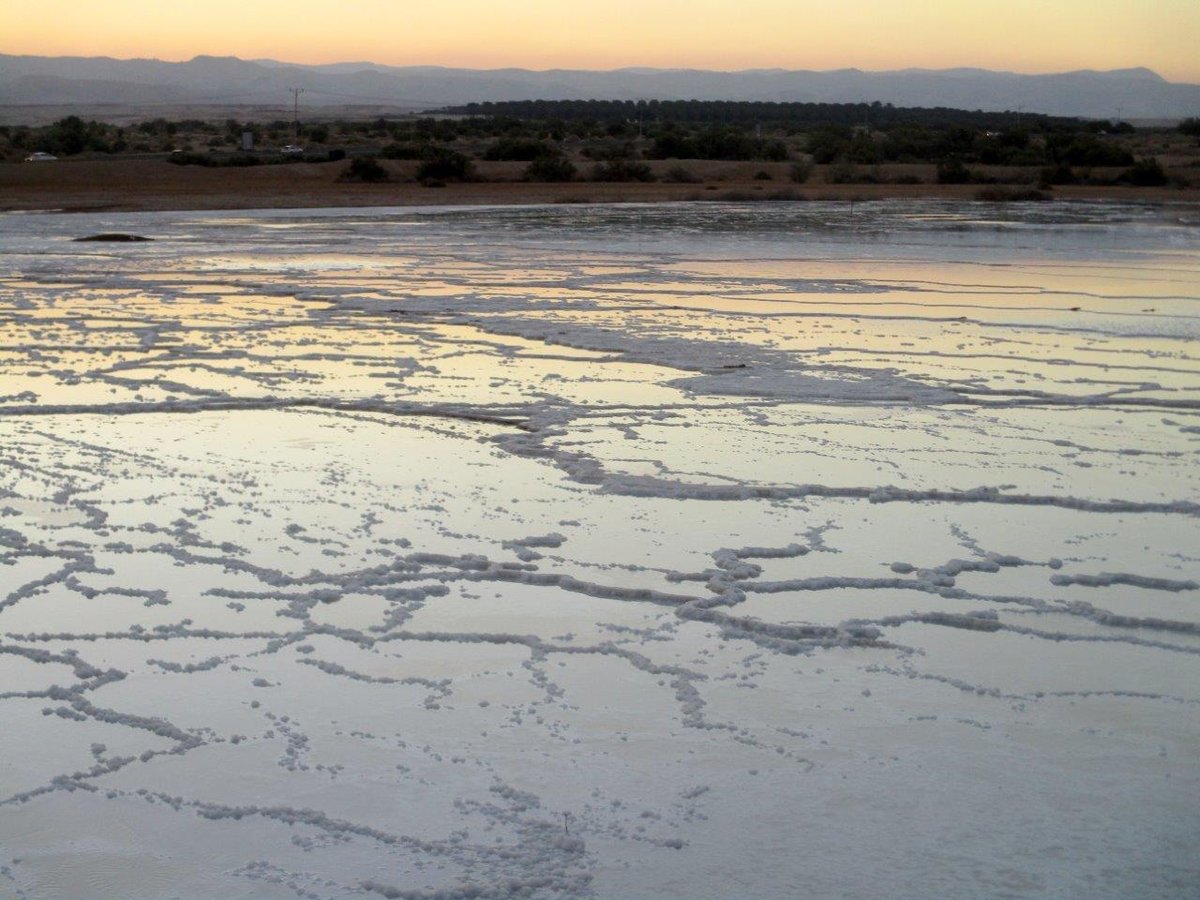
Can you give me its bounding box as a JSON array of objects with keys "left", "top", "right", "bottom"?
[{"left": 289, "top": 87, "right": 305, "bottom": 143}]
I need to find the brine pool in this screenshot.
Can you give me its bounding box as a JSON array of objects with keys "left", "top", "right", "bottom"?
[{"left": 1, "top": 201, "right": 1198, "bottom": 899}]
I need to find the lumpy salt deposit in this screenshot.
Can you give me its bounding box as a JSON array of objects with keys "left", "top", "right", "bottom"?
[{"left": 0, "top": 201, "right": 1197, "bottom": 899}]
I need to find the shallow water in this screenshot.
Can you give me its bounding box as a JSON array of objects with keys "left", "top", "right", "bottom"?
[{"left": 0, "top": 201, "right": 1198, "bottom": 899}]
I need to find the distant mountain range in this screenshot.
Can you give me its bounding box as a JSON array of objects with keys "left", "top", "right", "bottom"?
[{"left": 2, "top": 54, "right": 1199, "bottom": 120}]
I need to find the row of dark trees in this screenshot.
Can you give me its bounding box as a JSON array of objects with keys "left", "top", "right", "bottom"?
[
  {"left": 444, "top": 99, "right": 1084, "bottom": 131},
  {"left": 800, "top": 125, "right": 1136, "bottom": 167},
  {"left": 4, "top": 116, "right": 123, "bottom": 155},
  {"left": 6, "top": 104, "right": 1193, "bottom": 172}
]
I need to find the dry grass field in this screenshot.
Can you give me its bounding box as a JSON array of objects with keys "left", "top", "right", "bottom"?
[{"left": 2, "top": 157, "right": 1197, "bottom": 213}]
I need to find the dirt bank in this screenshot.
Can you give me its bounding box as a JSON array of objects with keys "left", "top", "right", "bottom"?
[{"left": 2, "top": 157, "right": 1196, "bottom": 212}]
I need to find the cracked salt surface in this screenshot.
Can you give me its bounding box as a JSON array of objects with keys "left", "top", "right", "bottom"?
[{"left": 0, "top": 200, "right": 1197, "bottom": 899}]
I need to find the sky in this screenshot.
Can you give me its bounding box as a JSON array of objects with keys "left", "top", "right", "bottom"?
[{"left": 3, "top": 0, "right": 1198, "bottom": 83}]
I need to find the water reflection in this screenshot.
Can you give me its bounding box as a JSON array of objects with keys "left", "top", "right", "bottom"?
[{"left": 0, "top": 202, "right": 1197, "bottom": 899}]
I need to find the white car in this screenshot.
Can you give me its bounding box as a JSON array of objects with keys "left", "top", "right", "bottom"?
[
  {"left": 280, "top": 145, "right": 305, "bottom": 156},
  {"left": 23, "top": 152, "right": 58, "bottom": 162}
]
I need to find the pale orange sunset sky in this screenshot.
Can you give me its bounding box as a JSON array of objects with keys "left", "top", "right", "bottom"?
[{"left": 3, "top": 0, "right": 1198, "bottom": 82}]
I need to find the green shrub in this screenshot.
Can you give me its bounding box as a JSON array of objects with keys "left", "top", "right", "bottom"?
[
  {"left": 693, "top": 126, "right": 757, "bottom": 161},
  {"left": 591, "top": 159, "right": 656, "bottom": 182},
  {"left": 416, "top": 147, "right": 474, "bottom": 181},
  {"left": 788, "top": 160, "right": 813, "bottom": 183},
  {"left": 1120, "top": 158, "right": 1168, "bottom": 187},
  {"left": 649, "top": 132, "right": 696, "bottom": 159},
  {"left": 760, "top": 140, "right": 789, "bottom": 162},
  {"left": 1040, "top": 163, "right": 1078, "bottom": 185},
  {"left": 485, "top": 139, "right": 553, "bottom": 161},
  {"left": 581, "top": 140, "right": 637, "bottom": 161},
  {"left": 807, "top": 127, "right": 851, "bottom": 164},
  {"left": 827, "top": 160, "right": 859, "bottom": 183},
  {"left": 379, "top": 142, "right": 427, "bottom": 160},
  {"left": 1047, "top": 134, "right": 1133, "bottom": 167},
  {"left": 523, "top": 155, "right": 576, "bottom": 182},
  {"left": 43, "top": 116, "right": 87, "bottom": 155},
  {"left": 341, "top": 157, "right": 389, "bottom": 182},
  {"left": 936, "top": 158, "right": 974, "bottom": 184}
]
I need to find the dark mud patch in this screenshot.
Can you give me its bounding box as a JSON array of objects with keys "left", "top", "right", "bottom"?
[{"left": 74, "top": 233, "right": 154, "bottom": 242}]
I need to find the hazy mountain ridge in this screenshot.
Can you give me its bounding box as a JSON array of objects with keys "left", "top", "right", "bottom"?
[{"left": 2, "top": 54, "right": 1198, "bottom": 118}]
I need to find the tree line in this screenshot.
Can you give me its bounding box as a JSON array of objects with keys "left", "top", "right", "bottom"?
[{"left": 442, "top": 99, "right": 1083, "bottom": 131}]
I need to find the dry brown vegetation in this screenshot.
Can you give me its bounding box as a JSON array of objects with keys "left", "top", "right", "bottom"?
[
  {"left": 2, "top": 156, "right": 1197, "bottom": 214},
  {"left": 5, "top": 104, "right": 1199, "bottom": 212}
]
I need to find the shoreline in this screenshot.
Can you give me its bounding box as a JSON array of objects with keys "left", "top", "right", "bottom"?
[{"left": 3, "top": 158, "right": 1198, "bottom": 214}]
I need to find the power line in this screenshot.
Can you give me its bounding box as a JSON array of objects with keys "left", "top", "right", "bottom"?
[{"left": 289, "top": 87, "right": 304, "bottom": 141}]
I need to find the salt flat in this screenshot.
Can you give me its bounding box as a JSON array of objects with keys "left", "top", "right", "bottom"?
[{"left": 0, "top": 201, "right": 1197, "bottom": 899}]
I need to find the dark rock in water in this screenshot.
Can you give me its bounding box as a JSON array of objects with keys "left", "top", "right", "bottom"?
[{"left": 74, "top": 233, "right": 153, "bottom": 242}]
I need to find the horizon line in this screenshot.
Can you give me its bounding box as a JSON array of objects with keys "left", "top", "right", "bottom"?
[{"left": 1, "top": 50, "right": 1191, "bottom": 84}]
